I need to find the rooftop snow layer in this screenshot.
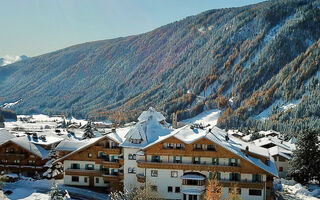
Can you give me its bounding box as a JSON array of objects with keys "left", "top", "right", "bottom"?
[
  {"left": 0, "top": 128, "right": 15, "bottom": 145},
  {"left": 137, "top": 107, "right": 165, "bottom": 122},
  {"left": 10, "top": 136, "right": 50, "bottom": 159}
]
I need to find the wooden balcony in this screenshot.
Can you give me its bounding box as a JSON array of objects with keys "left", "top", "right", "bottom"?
[
  {"left": 118, "top": 158, "right": 124, "bottom": 165},
  {"left": 137, "top": 160, "right": 240, "bottom": 172},
  {"left": 136, "top": 174, "right": 146, "bottom": 183},
  {"left": 65, "top": 168, "right": 102, "bottom": 176},
  {"left": 219, "top": 179, "right": 265, "bottom": 189},
  {"left": 0, "top": 153, "right": 26, "bottom": 158},
  {"left": 102, "top": 174, "right": 123, "bottom": 182},
  {"left": 102, "top": 160, "right": 121, "bottom": 168},
  {"left": 92, "top": 146, "right": 121, "bottom": 154}
]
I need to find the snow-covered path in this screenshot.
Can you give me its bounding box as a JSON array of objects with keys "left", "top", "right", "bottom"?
[{"left": 2, "top": 178, "right": 108, "bottom": 200}]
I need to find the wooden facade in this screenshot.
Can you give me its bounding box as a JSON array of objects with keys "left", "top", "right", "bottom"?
[{"left": 0, "top": 141, "right": 47, "bottom": 175}]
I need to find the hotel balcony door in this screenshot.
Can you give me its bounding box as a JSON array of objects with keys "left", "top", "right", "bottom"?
[{"left": 183, "top": 194, "right": 198, "bottom": 200}]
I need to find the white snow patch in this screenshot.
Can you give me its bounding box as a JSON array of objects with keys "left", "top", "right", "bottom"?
[
  {"left": 274, "top": 178, "right": 320, "bottom": 199},
  {"left": 2, "top": 99, "right": 22, "bottom": 109},
  {"left": 281, "top": 98, "right": 301, "bottom": 111},
  {"left": 182, "top": 109, "right": 221, "bottom": 126},
  {"left": 198, "top": 27, "right": 206, "bottom": 33},
  {"left": 199, "top": 81, "right": 217, "bottom": 97},
  {"left": 0, "top": 55, "right": 25, "bottom": 66},
  {"left": 255, "top": 100, "right": 283, "bottom": 121}
]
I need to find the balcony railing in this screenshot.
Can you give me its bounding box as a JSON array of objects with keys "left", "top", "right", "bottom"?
[
  {"left": 219, "top": 179, "right": 265, "bottom": 189},
  {"left": 136, "top": 174, "right": 146, "bottom": 183},
  {"left": 65, "top": 168, "right": 102, "bottom": 176},
  {"left": 137, "top": 160, "right": 240, "bottom": 172}
]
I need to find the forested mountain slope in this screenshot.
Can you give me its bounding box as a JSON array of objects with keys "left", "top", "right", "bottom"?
[{"left": 1, "top": 0, "right": 320, "bottom": 136}]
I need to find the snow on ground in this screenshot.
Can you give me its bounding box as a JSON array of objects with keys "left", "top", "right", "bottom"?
[
  {"left": 182, "top": 109, "right": 221, "bottom": 126},
  {"left": 2, "top": 177, "right": 108, "bottom": 200},
  {"left": 281, "top": 98, "right": 301, "bottom": 111},
  {"left": 2, "top": 99, "right": 22, "bottom": 109},
  {"left": 274, "top": 179, "right": 320, "bottom": 200}
]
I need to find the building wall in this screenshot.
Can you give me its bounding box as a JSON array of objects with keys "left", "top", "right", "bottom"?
[
  {"left": 123, "top": 147, "right": 140, "bottom": 190},
  {"left": 64, "top": 175, "right": 90, "bottom": 186},
  {"left": 273, "top": 155, "right": 290, "bottom": 178}
]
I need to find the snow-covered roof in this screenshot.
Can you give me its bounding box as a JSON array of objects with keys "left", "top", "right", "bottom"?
[
  {"left": 143, "top": 125, "right": 278, "bottom": 177},
  {"left": 28, "top": 135, "right": 63, "bottom": 146},
  {"left": 252, "top": 136, "right": 294, "bottom": 151},
  {"left": 122, "top": 112, "right": 172, "bottom": 148},
  {"left": 137, "top": 107, "right": 165, "bottom": 122},
  {"left": 54, "top": 136, "right": 105, "bottom": 163},
  {"left": 9, "top": 136, "right": 50, "bottom": 159},
  {"left": 269, "top": 146, "right": 293, "bottom": 160},
  {"left": 55, "top": 140, "right": 89, "bottom": 152},
  {"left": 0, "top": 128, "right": 15, "bottom": 145}
]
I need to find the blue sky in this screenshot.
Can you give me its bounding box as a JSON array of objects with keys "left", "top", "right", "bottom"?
[{"left": 0, "top": 0, "right": 265, "bottom": 57}]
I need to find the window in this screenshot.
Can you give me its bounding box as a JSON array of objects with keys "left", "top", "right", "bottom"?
[
  {"left": 151, "top": 155, "right": 161, "bottom": 162},
  {"left": 86, "top": 164, "right": 94, "bottom": 170},
  {"left": 249, "top": 189, "right": 262, "bottom": 196},
  {"left": 132, "top": 168, "right": 136, "bottom": 174},
  {"left": 10, "top": 148, "right": 14, "bottom": 153},
  {"left": 168, "top": 186, "right": 173, "bottom": 192},
  {"left": 230, "top": 173, "right": 240, "bottom": 181},
  {"left": 279, "top": 156, "right": 286, "bottom": 162},
  {"left": 151, "top": 185, "right": 157, "bottom": 192},
  {"left": 173, "top": 156, "right": 182, "bottom": 163},
  {"left": 130, "top": 139, "right": 142, "bottom": 144},
  {"left": 128, "top": 154, "right": 136, "bottom": 160},
  {"left": 71, "top": 163, "right": 80, "bottom": 169},
  {"left": 30, "top": 155, "right": 35, "bottom": 158},
  {"left": 229, "top": 188, "right": 241, "bottom": 195},
  {"left": 252, "top": 174, "right": 262, "bottom": 182},
  {"left": 175, "top": 187, "right": 180, "bottom": 193},
  {"left": 14, "top": 160, "right": 20, "bottom": 164},
  {"left": 192, "top": 157, "right": 200, "bottom": 164},
  {"left": 71, "top": 176, "right": 79, "bottom": 182},
  {"left": 128, "top": 168, "right": 133, "bottom": 173},
  {"left": 88, "top": 153, "right": 92, "bottom": 158},
  {"left": 96, "top": 178, "right": 99, "bottom": 183},
  {"left": 279, "top": 167, "right": 283, "bottom": 172},
  {"left": 167, "top": 143, "right": 174, "bottom": 149},
  {"left": 151, "top": 170, "right": 158, "bottom": 177},
  {"left": 84, "top": 177, "right": 88, "bottom": 183},
  {"left": 194, "top": 144, "right": 202, "bottom": 150},
  {"left": 229, "top": 158, "right": 238, "bottom": 166},
  {"left": 171, "top": 171, "right": 178, "bottom": 178},
  {"left": 176, "top": 143, "right": 184, "bottom": 149},
  {"left": 207, "top": 144, "right": 216, "bottom": 151},
  {"left": 28, "top": 160, "right": 35, "bottom": 164},
  {"left": 5, "top": 148, "right": 8, "bottom": 153}
]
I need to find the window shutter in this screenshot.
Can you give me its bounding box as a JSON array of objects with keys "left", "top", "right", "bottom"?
[
  {"left": 252, "top": 174, "right": 255, "bottom": 181},
  {"left": 198, "top": 157, "right": 201, "bottom": 163},
  {"left": 217, "top": 158, "right": 219, "bottom": 165},
  {"left": 228, "top": 158, "right": 231, "bottom": 166},
  {"left": 209, "top": 172, "right": 213, "bottom": 179},
  {"left": 85, "top": 164, "right": 88, "bottom": 170},
  {"left": 237, "top": 173, "right": 240, "bottom": 181},
  {"left": 173, "top": 156, "right": 176, "bottom": 162},
  {"left": 180, "top": 156, "right": 182, "bottom": 162},
  {"left": 111, "top": 169, "right": 114, "bottom": 174},
  {"left": 152, "top": 155, "right": 155, "bottom": 161},
  {"left": 111, "top": 156, "right": 114, "bottom": 162},
  {"left": 235, "top": 159, "right": 238, "bottom": 166},
  {"left": 212, "top": 158, "right": 215, "bottom": 164},
  {"left": 258, "top": 175, "right": 261, "bottom": 182},
  {"left": 229, "top": 173, "right": 232, "bottom": 180},
  {"left": 217, "top": 172, "right": 221, "bottom": 180}
]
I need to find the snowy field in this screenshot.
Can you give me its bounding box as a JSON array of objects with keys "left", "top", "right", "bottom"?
[
  {"left": 275, "top": 179, "right": 320, "bottom": 200},
  {"left": 2, "top": 177, "right": 108, "bottom": 200},
  {"left": 182, "top": 109, "right": 221, "bottom": 126}
]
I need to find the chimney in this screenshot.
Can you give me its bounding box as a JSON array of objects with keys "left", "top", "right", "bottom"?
[
  {"left": 225, "top": 133, "right": 229, "bottom": 141},
  {"left": 172, "top": 112, "right": 178, "bottom": 129},
  {"left": 111, "top": 128, "right": 116, "bottom": 133},
  {"left": 245, "top": 146, "right": 249, "bottom": 157}
]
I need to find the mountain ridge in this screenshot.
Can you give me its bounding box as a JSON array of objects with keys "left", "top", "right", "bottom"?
[{"left": 1, "top": 0, "right": 320, "bottom": 136}]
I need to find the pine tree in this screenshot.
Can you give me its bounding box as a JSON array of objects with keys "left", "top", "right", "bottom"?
[
  {"left": 81, "top": 121, "right": 95, "bottom": 140},
  {"left": 49, "top": 181, "right": 65, "bottom": 200},
  {"left": 43, "top": 145, "right": 64, "bottom": 179},
  {"left": 203, "top": 174, "right": 223, "bottom": 200},
  {"left": 289, "top": 129, "right": 320, "bottom": 185}
]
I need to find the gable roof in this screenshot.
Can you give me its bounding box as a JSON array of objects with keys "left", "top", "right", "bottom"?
[
  {"left": 137, "top": 107, "right": 165, "bottom": 122},
  {"left": 4, "top": 136, "right": 50, "bottom": 159},
  {"left": 0, "top": 129, "right": 15, "bottom": 145},
  {"left": 54, "top": 136, "right": 105, "bottom": 164}
]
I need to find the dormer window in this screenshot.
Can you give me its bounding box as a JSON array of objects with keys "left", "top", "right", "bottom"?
[
  {"left": 176, "top": 143, "right": 185, "bottom": 150},
  {"left": 130, "top": 139, "right": 142, "bottom": 144}
]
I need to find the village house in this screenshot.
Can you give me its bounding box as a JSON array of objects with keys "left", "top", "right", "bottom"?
[
  {"left": 56, "top": 107, "right": 278, "bottom": 200},
  {"left": 0, "top": 129, "right": 50, "bottom": 176}
]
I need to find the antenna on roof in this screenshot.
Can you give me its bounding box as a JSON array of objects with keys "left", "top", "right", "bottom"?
[{"left": 245, "top": 146, "right": 249, "bottom": 157}]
